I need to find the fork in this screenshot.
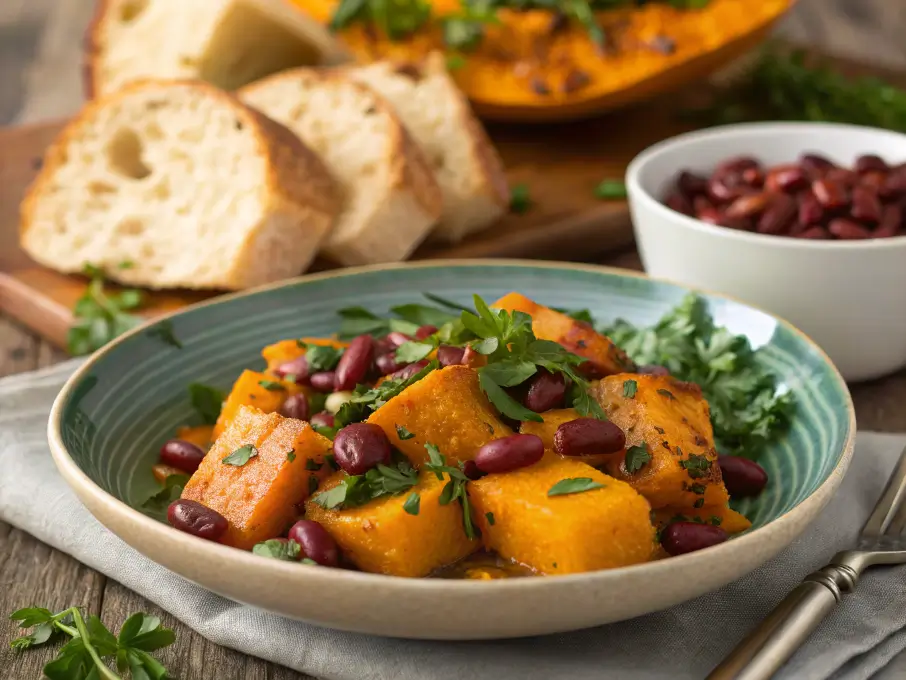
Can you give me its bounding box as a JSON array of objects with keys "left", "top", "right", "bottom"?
[{"left": 708, "top": 444, "right": 906, "bottom": 680}]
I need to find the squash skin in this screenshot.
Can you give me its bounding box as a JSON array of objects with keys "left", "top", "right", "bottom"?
[
  {"left": 653, "top": 505, "right": 752, "bottom": 535},
  {"left": 182, "top": 405, "right": 332, "bottom": 550},
  {"left": 491, "top": 292, "right": 634, "bottom": 377},
  {"left": 519, "top": 408, "right": 613, "bottom": 467},
  {"left": 470, "top": 455, "right": 655, "bottom": 574},
  {"left": 591, "top": 373, "right": 730, "bottom": 510},
  {"left": 366, "top": 365, "right": 513, "bottom": 466},
  {"left": 213, "top": 369, "right": 303, "bottom": 439},
  {"left": 261, "top": 337, "right": 348, "bottom": 374},
  {"left": 305, "top": 470, "right": 478, "bottom": 576}
]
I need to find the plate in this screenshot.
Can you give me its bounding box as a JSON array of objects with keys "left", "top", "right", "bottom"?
[{"left": 48, "top": 260, "right": 854, "bottom": 639}]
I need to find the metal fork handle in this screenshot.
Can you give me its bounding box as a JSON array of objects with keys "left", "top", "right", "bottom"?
[{"left": 707, "top": 563, "right": 858, "bottom": 680}]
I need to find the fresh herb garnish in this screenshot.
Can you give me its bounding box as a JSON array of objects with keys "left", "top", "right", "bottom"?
[
  {"left": 403, "top": 492, "right": 421, "bottom": 515},
  {"left": 311, "top": 459, "right": 419, "bottom": 510},
  {"left": 396, "top": 425, "right": 416, "bottom": 440},
  {"left": 690, "top": 482, "right": 707, "bottom": 495},
  {"left": 188, "top": 383, "right": 225, "bottom": 425},
  {"left": 485, "top": 511, "right": 495, "bottom": 526},
  {"left": 138, "top": 473, "right": 190, "bottom": 521},
  {"left": 594, "top": 179, "right": 627, "bottom": 200},
  {"left": 657, "top": 389, "right": 676, "bottom": 400},
  {"left": 624, "top": 443, "right": 651, "bottom": 474},
  {"left": 548, "top": 477, "right": 605, "bottom": 497},
  {"left": 335, "top": 361, "right": 438, "bottom": 426},
  {"left": 330, "top": 0, "right": 431, "bottom": 39},
  {"left": 222, "top": 444, "right": 258, "bottom": 466},
  {"left": 253, "top": 539, "right": 301, "bottom": 561},
  {"left": 605, "top": 293, "right": 793, "bottom": 457},
  {"left": 623, "top": 379, "right": 638, "bottom": 398},
  {"left": 694, "top": 498, "right": 705, "bottom": 508},
  {"left": 423, "top": 443, "right": 479, "bottom": 539},
  {"left": 305, "top": 457, "right": 321, "bottom": 470},
  {"left": 446, "top": 54, "right": 467, "bottom": 70},
  {"left": 301, "top": 558, "right": 318, "bottom": 565},
  {"left": 395, "top": 341, "right": 435, "bottom": 363},
  {"left": 68, "top": 264, "right": 144, "bottom": 356},
  {"left": 680, "top": 454, "right": 711, "bottom": 479},
  {"left": 145, "top": 320, "right": 182, "bottom": 349},
  {"left": 9, "top": 606, "right": 175, "bottom": 679},
  {"left": 509, "top": 183, "right": 531, "bottom": 213},
  {"left": 306, "top": 345, "right": 344, "bottom": 372},
  {"left": 308, "top": 475, "right": 319, "bottom": 495},
  {"left": 287, "top": 450, "right": 297, "bottom": 463},
  {"left": 258, "top": 380, "right": 285, "bottom": 391}
]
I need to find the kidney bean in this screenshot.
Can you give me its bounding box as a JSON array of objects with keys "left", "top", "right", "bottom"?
[
  {"left": 829, "top": 218, "right": 873, "bottom": 240},
  {"left": 524, "top": 370, "right": 566, "bottom": 412},
  {"left": 462, "top": 460, "right": 487, "bottom": 480},
  {"left": 333, "top": 423, "right": 392, "bottom": 475},
  {"left": 160, "top": 439, "right": 206, "bottom": 474},
  {"left": 437, "top": 345, "right": 466, "bottom": 367},
  {"left": 414, "top": 325, "right": 438, "bottom": 340},
  {"left": 720, "top": 215, "right": 753, "bottom": 231},
  {"left": 310, "top": 411, "right": 335, "bottom": 429},
  {"left": 725, "top": 192, "right": 769, "bottom": 219},
  {"left": 167, "top": 499, "right": 228, "bottom": 541},
  {"left": 554, "top": 418, "right": 625, "bottom": 457},
  {"left": 692, "top": 195, "right": 715, "bottom": 215},
  {"left": 715, "top": 156, "right": 760, "bottom": 176},
  {"left": 334, "top": 335, "right": 374, "bottom": 391},
  {"left": 639, "top": 364, "right": 670, "bottom": 376},
  {"left": 873, "top": 204, "right": 902, "bottom": 238},
  {"left": 718, "top": 455, "right": 768, "bottom": 498},
  {"left": 799, "top": 153, "right": 836, "bottom": 178},
  {"left": 375, "top": 352, "right": 403, "bottom": 376},
  {"left": 881, "top": 170, "right": 906, "bottom": 200},
  {"left": 661, "top": 522, "right": 728, "bottom": 556},
  {"left": 797, "top": 191, "right": 824, "bottom": 226},
  {"left": 855, "top": 154, "right": 888, "bottom": 174},
  {"left": 859, "top": 170, "right": 887, "bottom": 193},
  {"left": 741, "top": 167, "right": 764, "bottom": 187},
  {"left": 676, "top": 170, "right": 708, "bottom": 198},
  {"left": 850, "top": 186, "right": 882, "bottom": 224},
  {"left": 309, "top": 371, "right": 336, "bottom": 393},
  {"left": 388, "top": 359, "right": 430, "bottom": 381},
  {"left": 707, "top": 175, "right": 747, "bottom": 204},
  {"left": 756, "top": 194, "right": 797, "bottom": 235},
  {"left": 288, "top": 520, "right": 339, "bottom": 567},
  {"left": 665, "top": 192, "right": 693, "bottom": 216},
  {"left": 273, "top": 356, "right": 309, "bottom": 384},
  {"left": 765, "top": 164, "right": 807, "bottom": 193},
  {"left": 475, "top": 434, "right": 545, "bottom": 474},
  {"left": 796, "top": 226, "right": 830, "bottom": 240},
  {"left": 811, "top": 178, "right": 849, "bottom": 209},
  {"left": 385, "top": 331, "right": 412, "bottom": 348},
  {"left": 697, "top": 207, "right": 723, "bottom": 225},
  {"left": 824, "top": 167, "right": 858, "bottom": 188},
  {"left": 279, "top": 393, "right": 310, "bottom": 421}
]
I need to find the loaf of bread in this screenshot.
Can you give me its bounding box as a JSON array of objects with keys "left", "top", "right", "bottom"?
[
  {"left": 20, "top": 80, "right": 339, "bottom": 290},
  {"left": 84, "top": 0, "right": 350, "bottom": 98},
  {"left": 240, "top": 69, "right": 443, "bottom": 266},
  {"left": 347, "top": 53, "right": 509, "bottom": 243}
]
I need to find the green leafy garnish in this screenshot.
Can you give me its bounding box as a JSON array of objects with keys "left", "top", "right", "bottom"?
[
  {"left": 138, "top": 473, "right": 190, "bottom": 521},
  {"left": 605, "top": 293, "right": 794, "bottom": 457},
  {"left": 145, "top": 320, "right": 182, "bottom": 349},
  {"left": 258, "top": 380, "right": 286, "bottom": 391},
  {"left": 335, "top": 361, "right": 438, "bottom": 427},
  {"left": 423, "top": 444, "right": 479, "bottom": 539},
  {"left": 446, "top": 54, "right": 467, "bottom": 70},
  {"left": 509, "top": 183, "right": 531, "bottom": 213},
  {"left": 68, "top": 264, "right": 144, "bottom": 356},
  {"left": 485, "top": 511, "right": 495, "bottom": 526},
  {"left": 403, "top": 492, "right": 421, "bottom": 515},
  {"left": 305, "top": 457, "right": 322, "bottom": 470},
  {"left": 330, "top": 0, "right": 431, "bottom": 39},
  {"left": 306, "top": 345, "right": 344, "bottom": 372},
  {"left": 9, "top": 606, "right": 174, "bottom": 680},
  {"left": 310, "top": 459, "right": 419, "bottom": 510},
  {"left": 287, "top": 450, "right": 297, "bottom": 463},
  {"left": 396, "top": 425, "right": 415, "bottom": 440},
  {"left": 622, "top": 379, "right": 638, "bottom": 398},
  {"left": 624, "top": 443, "right": 651, "bottom": 474},
  {"left": 222, "top": 445, "right": 258, "bottom": 466},
  {"left": 680, "top": 454, "right": 711, "bottom": 479},
  {"left": 657, "top": 388, "right": 676, "bottom": 400},
  {"left": 395, "top": 341, "right": 435, "bottom": 363},
  {"left": 253, "top": 539, "right": 301, "bottom": 561},
  {"left": 547, "top": 477, "right": 605, "bottom": 497},
  {"left": 187, "top": 383, "right": 225, "bottom": 425},
  {"left": 594, "top": 179, "right": 627, "bottom": 200}
]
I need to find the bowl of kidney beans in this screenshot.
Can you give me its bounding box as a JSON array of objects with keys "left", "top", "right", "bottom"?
[{"left": 626, "top": 122, "right": 906, "bottom": 381}]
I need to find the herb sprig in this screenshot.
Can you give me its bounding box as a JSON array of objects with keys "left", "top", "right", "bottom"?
[
  {"left": 68, "top": 264, "right": 144, "bottom": 356},
  {"left": 311, "top": 458, "right": 419, "bottom": 510},
  {"left": 423, "top": 444, "right": 479, "bottom": 539}
]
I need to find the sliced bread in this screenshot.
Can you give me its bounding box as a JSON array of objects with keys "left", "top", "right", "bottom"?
[
  {"left": 240, "top": 69, "right": 443, "bottom": 266},
  {"left": 20, "top": 80, "right": 339, "bottom": 290},
  {"left": 346, "top": 53, "right": 509, "bottom": 243},
  {"left": 84, "top": 0, "right": 350, "bottom": 98}
]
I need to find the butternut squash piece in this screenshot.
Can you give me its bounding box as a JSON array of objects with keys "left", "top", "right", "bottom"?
[
  {"left": 182, "top": 405, "right": 332, "bottom": 549},
  {"left": 175, "top": 425, "right": 214, "bottom": 450},
  {"left": 653, "top": 505, "right": 752, "bottom": 535},
  {"left": 261, "top": 337, "right": 348, "bottom": 373},
  {"left": 470, "top": 455, "right": 655, "bottom": 575},
  {"left": 366, "top": 365, "right": 513, "bottom": 466},
  {"left": 213, "top": 369, "right": 302, "bottom": 439},
  {"left": 591, "top": 374, "right": 730, "bottom": 510},
  {"left": 491, "top": 292, "right": 634, "bottom": 377},
  {"left": 519, "top": 408, "right": 611, "bottom": 467},
  {"left": 305, "top": 470, "right": 477, "bottom": 577}
]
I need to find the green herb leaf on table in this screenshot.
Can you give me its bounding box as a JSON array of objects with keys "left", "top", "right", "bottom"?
[
  {"left": 624, "top": 443, "right": 651, "bottom": 473},
  {"left": 594, "top": 179, "right": 627, "bottom": 200},
  {"left": 403, "top": 492, "right": 421, "bottom": 515},
  {"left": 187, "top": 383, "right": 225, "bottom": 425},
  {"left": 509, "top": 183, "right": 531, "bottom": 213},
  {"left": 548, "top": 477, "right": 606, "bottom": 497},
  {"left": 253, "top": 539, "right": 302, "bottom": 561},
  {"left": 306, "top": 345, "right": 344, "bottom": 372},
  {"left": 222, "top": 445, "right": 258, "bottom": 466},
  {"left": 68, "top": 265, "right": 144, "bottom": 356},
  {"left": 138, "top": 473, "right": 191, "bottom": 521}
]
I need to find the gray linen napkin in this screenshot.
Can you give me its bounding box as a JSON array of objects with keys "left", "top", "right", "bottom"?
[{"left": 2, "top": 361, "right": 906, "bottom": 680}]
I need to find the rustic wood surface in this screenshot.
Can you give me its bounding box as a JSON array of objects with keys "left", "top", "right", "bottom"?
[{"left": 2, "top": 1, "right": 906, "bottom": 678}]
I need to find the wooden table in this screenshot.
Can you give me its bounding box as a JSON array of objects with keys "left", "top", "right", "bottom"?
[{"left": 3, "top": 1, "right": 906, "bottom": 677}]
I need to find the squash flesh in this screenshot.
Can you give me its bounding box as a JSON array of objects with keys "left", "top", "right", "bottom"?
[
  {"left": 261, "top": 337, "right": 347, "bottom": 373},
  {"left": 653, "top": 505, "right": 752, "bottom": 535},
  {"left": 213, "top": 369, "right": 302, "bottom": 439}
]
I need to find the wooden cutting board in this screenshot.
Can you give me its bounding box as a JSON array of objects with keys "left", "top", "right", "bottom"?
[{"left": 2, "top": 48, "right": 903, "bottom": 351}]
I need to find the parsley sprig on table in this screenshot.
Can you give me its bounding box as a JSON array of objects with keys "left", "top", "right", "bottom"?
[
  {"left": 68, "top": 265, "right": 144, "bottom": 356},
  {"left": 9, "top": 606, "right": 175, "bottom": 680},
  {"left": 604, "top": 294, "right": 794, "bottom": 458}
]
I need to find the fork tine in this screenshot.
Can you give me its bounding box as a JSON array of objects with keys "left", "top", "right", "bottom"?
[{"left": 862, "top": 444, "right": 906, "bottom": 538}]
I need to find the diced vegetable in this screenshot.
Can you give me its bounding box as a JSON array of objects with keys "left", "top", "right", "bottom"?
[
  {"left": 652, "top": 505, "right": 752, "bottom": 535},
  {"left": 213, "top": 369, "right": 303, "bottom": 438},
  {"left": 182, "top": 405, "right": 332, "bottom": 549},
  {"left": 305, "top": 470, "right": 477, "bottom": 577},
  {"left": 262, "top": 337, "right": 348, "bottom": 373},
  {"left": 470, "top": 455, "right": 655, "bottom": 574}
]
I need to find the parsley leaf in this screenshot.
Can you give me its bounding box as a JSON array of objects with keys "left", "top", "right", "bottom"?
[
  {"left": 67, "top": 265, "right": 144, "bottom": 356},
  {"left": 548, "top": 478, "right": 605, "bottom": 496},
  {"left": 623, "top": 379, "right": 638, "bottom": 398},
  {"left": 187, "top": 383, "right": 225, "bottom": 425},
  {"left": 510, "top": 183, "right": 531, "bottom": 213},
  {"left": 145, "top": 320, "right": 182, "bottom": 349},
  {"left": 396, "top": 425, "right": 415, "bottom": 440},
  {"left": 594, "top": 179, "right": 627, "bottom": 200},
  {"left": 253, "top": 539, "right": 302, "bottom": 561},
  {"left": 395, "top": 341, "right": 435, "bottom": 363},
  {"left": 477, "top": 372, "right": 542, "bottom": 423},
  {"left": 310, "top": 459, "right": 419, "bottom": 510},
  {"left": 335, "top": 361, "right": 438, "bottom": 427},
  {"left": 138, "top": 473, "right": 190, "bottom": 521},
  {"left": 403, "top": 492, "right": 421, "bottom": 515},
  {"left": 680, "top": 454, "right": 712, "bottom": 479},
  {"left": 258, "top": 380, "right": 285, "bottom": 391},
  {"left": 306, "top": 345, "right": 344, "bottom": 372},
  {"left": 624, "top": 443, "right": 652, "bottom": 473},
  {"left": 422, "top": 443, "right": 479, "bottom": 539},
  {"left": 222, "top": 445, "right": 258, "bottom": 466},
  {"left": 485, "top": 511, "right": 495, "bottom": 526}
]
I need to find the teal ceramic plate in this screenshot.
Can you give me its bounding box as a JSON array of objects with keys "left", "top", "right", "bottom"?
[{"left": 49, "top": 260, "right": 855, "bottom": 640}]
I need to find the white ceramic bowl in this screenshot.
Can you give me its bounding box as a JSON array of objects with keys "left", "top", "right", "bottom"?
[{"left": 626, "top": 122, "right": 906, "bottom": 382}]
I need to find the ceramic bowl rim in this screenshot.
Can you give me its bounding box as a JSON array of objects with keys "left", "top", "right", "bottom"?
[
  {"left": 625, "top": 120, "right": 906, "bottom": 250},
  {"left": 47, "top": 259, "right": 856, "bottom": 595}
]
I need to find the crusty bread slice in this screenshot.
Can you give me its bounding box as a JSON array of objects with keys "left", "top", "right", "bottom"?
[
  {"left": 240, "top": 69, "right": 443, "bottom": 266},
  {"left": 346, "top": 53, "right": 509, "bottom": 243},
  {"left": 84, "top": 0, "right": 351, "bottom": 98},
  {"left": 20, "top": 80, "right": 339, "bottom": 290}
]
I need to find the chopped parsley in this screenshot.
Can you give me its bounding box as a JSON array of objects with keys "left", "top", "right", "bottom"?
[
  {"left": 222, "top": 444, "right": 258, "bottom": 466},
  {"left": 624, "top": 443, "right": 652, "bottom": 473},
  {"left": 623, "top": 379, "right": 638, "bottom": 398},
  {"left": 403, "top": 492, "right": 421, "bottom": 515},
  {"left": 396, "top": 424, "right": 416, "bottom": 440},
  {"left": 547, "top": 477, "right": 605, "bottom": 497},
  {"left": 253, "top": 539, "right": 301, "bottom": 561},
  {"left": 510, "top": 183, "right": 531, "bottom": 213},
  {"left": 258, "top": 379, "right": 286, "bottom": 391},
  {"left": 485, "top": 511, "right": 496, "bottom": 526},
  {"left": 335, "top": 361, "right": 438, "bottom": 426},
  {"left": 305, "top": 458, "right": 322, "bottom": 470},
  {"left": 311, "top": 459, "right": 419, "bottom": 510},
  {"left": 657, "top": 388, "right": 676, "bottom": 400},
  {"left": 306, "top": 344, "right": 344, "bottom": 372},
  {"left": 423, "top": 443, "right": 479, "bottom": 539},
  {"left": 680, "top": 454, "right": 712, "bottom": 479},
  {"left": 287, "top": 450, "right": 297, "bottom": 463},
  {"left": 188, "top": 383, "right": 225, "bottom": 425}
]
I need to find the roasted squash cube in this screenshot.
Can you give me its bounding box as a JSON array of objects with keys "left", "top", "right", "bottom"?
[
  {"left": 591, "top": 374, "right": 730, "bottom": 510},
  {"left": 175, "top": 425, "right": 214, "bottom": 450},
  {"left": 470, "top": 455, "right": 655, "bottom": 575},
  {"left": 261, "top": 337, "right": 347, "bottom": 373},
  {"left": 213, "top": 369, "right": 302, "bottom": 438},
  {"left": 305, "top": 470, "right": 477, "bottom": 577},
  {"left": 492, "top": 292, "right": 634, "bottom": 377},
  {"left": 182, "top": 405, "right": 332, "bottom": 549},
  {"left": 367, "top": 365, "right": 513, "bottom": 466},
  {"left": 519, "top": 408, "right": 612, "bottom": 467},
  {"left": 653, "top": 505, "right": 752, "bottom": 535}
]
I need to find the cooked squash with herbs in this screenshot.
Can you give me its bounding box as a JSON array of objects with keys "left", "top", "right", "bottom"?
[
  {"left": 519, "top": 408, "right": 612, "bottom": 467},
  {"left": 262, "top": 337, "right": 348, "bottom": 373},
  {"left": 652, "top": 505, "right": 751, "bottom": 535},
  {"left": 213, "top": 369, "right": 304, "bottom": 438}
]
